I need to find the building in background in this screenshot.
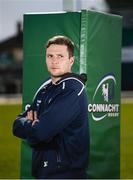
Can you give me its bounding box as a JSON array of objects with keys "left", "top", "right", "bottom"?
[
  {"left": 106, "top": 0, "right": 133, "bottom": 90},
  {"left": 0, "top": 22, "right": 22, "bottom": 94}
]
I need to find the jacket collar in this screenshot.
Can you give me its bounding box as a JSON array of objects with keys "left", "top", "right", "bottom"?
[{"left": 55, "top": 72, "right": 87, "bottom": 85}]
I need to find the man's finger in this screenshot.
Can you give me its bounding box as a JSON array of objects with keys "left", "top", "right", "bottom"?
[
  {"left": 27, "top": 110, "right": 33, "bottom": 120},
  {"left": 34, "top": 111, "right": 37, "bottom": 120},
  {"left": 29, "top": 110, "right": 33, "bottom": 120}
]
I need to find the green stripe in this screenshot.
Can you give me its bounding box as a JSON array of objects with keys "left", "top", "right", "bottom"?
[{"left": 79, "top": 10, "right": 88, "bottom": 74}]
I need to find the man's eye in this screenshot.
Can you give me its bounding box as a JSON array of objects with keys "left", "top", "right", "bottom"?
[
  {"left": 58, "top": 55, "right": 63, "bottom": 58},
  {"left": 47, "top": 55, "right": 53, "bottom": 58}
]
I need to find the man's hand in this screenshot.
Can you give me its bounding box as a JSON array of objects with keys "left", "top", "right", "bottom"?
[
  {"left": 26, "top": 110, "right": 37, "bottom": 121},
  {"left": 26, "top": 110, "right": 39, "bottom": 126}
]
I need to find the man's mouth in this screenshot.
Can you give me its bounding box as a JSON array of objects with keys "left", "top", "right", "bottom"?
[{"left": 51, "top": 67, "right": 59, "bottom": 69}]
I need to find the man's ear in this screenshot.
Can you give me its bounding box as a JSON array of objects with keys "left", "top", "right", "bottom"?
[{"left": 70, "top": 56, "right": 74, "bottom": 65}]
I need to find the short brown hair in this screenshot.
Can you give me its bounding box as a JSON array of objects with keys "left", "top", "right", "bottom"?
[{"left": 46, "top": 35, "right": 74, "bottom": 57}]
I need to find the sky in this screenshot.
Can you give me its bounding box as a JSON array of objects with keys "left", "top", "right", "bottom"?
[{"left": 0, "top": 0, "right": 63, "bottom": 42}]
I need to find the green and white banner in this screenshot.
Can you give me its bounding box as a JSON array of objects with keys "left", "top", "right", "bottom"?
[{"left": 22, "top": 10, "right": 122, "bottom": 179}]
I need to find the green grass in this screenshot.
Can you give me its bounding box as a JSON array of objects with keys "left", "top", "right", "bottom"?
[
  {"left": 121, "top": 102, "right": 133, "bottom": 179},
  {"left": 0, "top": 102, "right": 133, "bottom": 179},
  {"left": 0, "top": 104, "right": 21, "bottom": 179}
]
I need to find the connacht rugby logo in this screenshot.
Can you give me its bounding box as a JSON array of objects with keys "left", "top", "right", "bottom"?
[{"left": 88, "top": 74, "right": 119, "bottom": 121}]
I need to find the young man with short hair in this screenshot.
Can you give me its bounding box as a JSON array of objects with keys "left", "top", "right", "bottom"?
[{"left": 13, "top": 35, "right": 90, "bottom": 179}]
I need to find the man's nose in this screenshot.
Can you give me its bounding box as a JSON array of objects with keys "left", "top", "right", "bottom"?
[{"left": 52, "top": 56, "right": 59, "bottom": 63}]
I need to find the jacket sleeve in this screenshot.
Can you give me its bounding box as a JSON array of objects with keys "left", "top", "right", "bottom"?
[
  {"left": 14, "top": 88, "right": 82, "bottom": 144},
  {"left": 12, "top": 106, "right": 33, "bottom": 139},
  {"left": 13, "top": 90, "right": 41, "bottom": 139}
]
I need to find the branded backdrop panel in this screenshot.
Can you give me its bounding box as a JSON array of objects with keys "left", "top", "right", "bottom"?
[
  {"left": 22, "top": 10, "right": 122, "bottom": 179},
  {"left": 80, "top": 10, "right": 122, "bottom": 179}
]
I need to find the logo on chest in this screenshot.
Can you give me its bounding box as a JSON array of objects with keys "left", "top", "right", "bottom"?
[
  {"left": 37, "top": 99, "right": 42, "bottom": 107},
  {"left": 43, "top": 161, "right": 48, "bottom": 167}
]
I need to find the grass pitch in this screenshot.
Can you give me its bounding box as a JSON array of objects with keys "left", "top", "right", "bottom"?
[
  {"left": 0, "top": 104, "right": 21, "bottom": 179},
  {"left": 121, "top": 102, "right": 133, "bottom": 179},
  {"left": 0, "top": 102, "right": 133, "bottom": 179}
]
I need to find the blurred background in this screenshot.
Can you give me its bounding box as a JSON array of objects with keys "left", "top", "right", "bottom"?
[{"left": 0, "top": 0, "right": 133, "bottom": 179}]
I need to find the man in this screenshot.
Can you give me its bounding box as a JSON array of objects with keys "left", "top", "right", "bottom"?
[{"left": 13, "top": 35, "right": 89, "bottom": 179}]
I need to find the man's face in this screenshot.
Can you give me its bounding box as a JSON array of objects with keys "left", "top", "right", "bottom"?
[{"left": 46, "top": 44, "right": 74, "bottom": 78}]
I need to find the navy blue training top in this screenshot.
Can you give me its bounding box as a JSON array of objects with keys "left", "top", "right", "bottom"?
[{"left": 13, "top": 73, "right": 90, "bottom": 178}]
